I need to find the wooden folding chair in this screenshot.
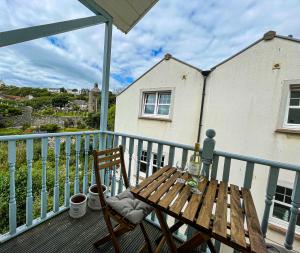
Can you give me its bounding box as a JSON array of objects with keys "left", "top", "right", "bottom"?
[{"left": 93, "top": 145, "right": 153, "bottom": 253}]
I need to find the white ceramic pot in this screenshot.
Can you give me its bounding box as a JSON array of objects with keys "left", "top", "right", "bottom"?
[
  {"left": 69, "top": 193, "right": 87, "bottom": 218},
  {"left": 88, "top": 184, "right": 107, "bottom": 210}
]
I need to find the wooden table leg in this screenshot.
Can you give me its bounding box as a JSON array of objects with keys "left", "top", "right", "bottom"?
[
  {"left": 155, "top": 209, "right": 178, "bottom": 253},
  {"left": 155, "top": 220, "right": 184, "bottom": 245},
  {"left": 177, "top": 231, "right": 211, "bottom": 253}
]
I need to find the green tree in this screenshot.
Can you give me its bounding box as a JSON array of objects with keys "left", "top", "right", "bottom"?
[
  {"left": 52, "top": 94, "right": 69, "bottom": 108},
  {"left": 108, "top": 104, "right": 115, "bottom": 130}
]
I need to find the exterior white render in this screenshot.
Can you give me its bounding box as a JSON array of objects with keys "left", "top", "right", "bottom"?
[{"left": 115, "top": 32, "right": 300, "bottom": 250}]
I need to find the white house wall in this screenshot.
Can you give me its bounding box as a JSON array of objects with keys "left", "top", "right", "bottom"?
[{"left": 115, "top": 58, "right": 204, "bottom": 145}]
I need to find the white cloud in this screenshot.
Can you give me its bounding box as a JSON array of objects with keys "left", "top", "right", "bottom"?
[{"left": 0, "top": 0, "right": 300, "bottom": 90}]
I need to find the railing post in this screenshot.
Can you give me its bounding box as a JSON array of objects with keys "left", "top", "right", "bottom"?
[
  {"left": 202, "top": 129, "right": 216, "bottom": 177},
  {"left": 8, "top": 140, "right": 17, "bottom": 235},
  {"left": 284, "top": 171, "right": 300, "bottom": 250},
  {"left": 261, "top": 166, "right": 279, "bottom": 237},
  {"left": 111, "top": 135, "right": 119, "bottom": 196},
  {"left": 74, "top": 135, "right": 81, "bottom": 194},
  {"left": 201, "top": 129, "right": 216, "bottom": 252},
  {"left": 83, "top": 134, "right": 90, "bottom": 194},
  {"left": 157, "top": 144, "right": 164, "bottom": 170},
  {"left": 136, "top": 139, "right": 143, "bottom": 186},
  {"left": 91, "top": 133, "right": 98, "bottom": 185},
  {"left": 26, "top": 139, "right": 33, "bottom": 227},
  {"left": 41, "top": 138, "right": 48, "bottom": 219},
  {"left": 181, "top": 148, "right": 188, "bottom": 169},
  {"left": 128, "top": 138, "right": 134, "bottom": 185},
  {"left": 53, "top": 137, "right": 60, "bottom": 213},
  {"left": 64, "top": 136, "right": 71, "bottom": 207},
  {"left": 243, "top": 162, "right": 254, "bottom": 189},
  {"left": 118, "top": 136, "right": 127, "bottom": 193},
  {"left": 168, "top": 145, "right": 175, "bottom": 167},
  {"left": 146, "top": 141, "right": 153, "bottom": 178}
]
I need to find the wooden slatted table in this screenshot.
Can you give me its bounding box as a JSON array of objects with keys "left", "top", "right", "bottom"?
[{"left": 131, "top": 166, "right": 267, "bottom": 253}]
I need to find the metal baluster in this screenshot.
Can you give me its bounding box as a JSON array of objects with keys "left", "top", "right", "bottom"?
[
  {"left": 83, "top": 134, "right": 89, "bottom": 194},
  {"left": 91, "top": 133, "right": 98, "bottom": 185},
  {"left": 53, "top": 137, "right": 60, "bottom": 213},
  {"left": 222, "top": 157, "right": 231, "bottom": 182},
  {"left": 146, "top": 141, "right": 153, "bottom": 178},
  {"left": 8, "top": 140, "right": 16, "bottom": 234},
  {"left": 211, "top": 155, "right": 219, "bottom": 180},
  {"left": 99, "top": 132, "right": 106, "bottom": 185},
  {"left": 106, "top": 134, "right": 113, "bottom": 194},
  {"left": 64, "top": 136, "right": 71, "bottom": 207},
  {"left": 243, "top": 162, "right": 254, "bottom": 189},
  {"left": 41, "top": 138, "right": 48, "bottom": 219},
  {"left": 128, "top": 138, "right": 134, "bottom": 186},
  {"left": 168, "top": 146, "right": 175, "bottom": 167},
  {"left": 157, "top": 144, "right": 163, "bottom": 170},
  {"left": 136, "top": 139, "right": 143, "bottom": 186},
  {"left": 111, "top": 135, "right": 119, "bottom": 196},
  {"left": 261, "top": 166, "right": 279, "bottom": 236},
  {"left": 74, "top": 135, "right": 81, "bottom": 194},
  {"left": 181, "top": 148, "right": 188, "bottom": 169},
  {"left": 118, "top": 136, "right": 126, "bottom": 193},
  {"left": 26, "top": 139, "right": 33, "bottom": 227},
  {"left": 285, "top": 171, "right": 300, "bottom": 250}
]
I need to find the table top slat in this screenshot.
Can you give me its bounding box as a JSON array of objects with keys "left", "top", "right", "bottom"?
[
  {"left": 131, "top": 168, "right": 267, "bottom": 253},
  {"left": 196, "top": 179, "right": 218, "bottom": 229},
  {"left": 148, "top": 171, "right": 181, "bottom": 203},
  {"left": 230, "top": 184, "right": 247, "bottom": 249},
  {"left": 242, "top": 188, "right": 267, "bottom": 253},
  {"left": 212, "top": 181, "right": 228, "bottom": 238},
  {"left": 182, "top": 179, "right": 208, "bottom": 222},
  {"left": 158, "top": 173, "right": 189, "bottom": 209},
  {"left": 169, "top": 184, "right": 191, "bottom": 215},
  {"left": 140, "top": 168, "right": 176, "bottom": 198},
  {"left": 131, "top": 166, "right": 170, "bottom": 194}
]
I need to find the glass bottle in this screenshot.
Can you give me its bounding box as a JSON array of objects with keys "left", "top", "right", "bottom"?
[{"left": 187, "top": 143, "right": 202, "bottom": 187}]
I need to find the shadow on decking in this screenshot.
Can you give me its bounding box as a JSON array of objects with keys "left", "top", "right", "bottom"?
[{"left": 0, "top": 208, "right": 184, "bottom": 253}]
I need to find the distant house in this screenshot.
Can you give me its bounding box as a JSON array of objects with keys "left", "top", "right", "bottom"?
[
  {"left": 115, "top": 31, "right": 300, "bottom": 245},
  {"left": 25, "top": 95, "right": 34, "bottom": 100},
  {"left": 72, "top": 99, "right": 88, "bottom": 110},
  {"left": 0, "top": 94, "right": 22, "bottom": 101},
  {"left": 66, "top": 88, "right": 80, "bottom": 95},
  {"left": 47, "top": 88, "right": 61, "bottom": 93}
]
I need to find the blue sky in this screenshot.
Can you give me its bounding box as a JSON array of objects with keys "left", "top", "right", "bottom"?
[{"left": 0, "top": 0, "right": 300, "bottom": 91}]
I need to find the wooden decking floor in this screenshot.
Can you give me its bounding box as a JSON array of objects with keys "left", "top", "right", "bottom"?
[{"left": 0, "top": 208, "right": 197, "bottom": 253}]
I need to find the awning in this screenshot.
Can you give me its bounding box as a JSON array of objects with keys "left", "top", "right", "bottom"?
[{"left": 80, "top": 0, "right": 159, "bottom": 33}]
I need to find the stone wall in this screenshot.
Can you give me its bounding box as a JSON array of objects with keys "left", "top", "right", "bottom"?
[
  {"left": 0, "top": 106, "right": 32, "bottom": 127},
  {"left": 32, "top": 116, "right": 85, "bottom": 128}
]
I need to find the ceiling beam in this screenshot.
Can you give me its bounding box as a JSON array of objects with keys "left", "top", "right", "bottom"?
[{"left": 0, "top": 15, "right": 107, "bottom": 47}]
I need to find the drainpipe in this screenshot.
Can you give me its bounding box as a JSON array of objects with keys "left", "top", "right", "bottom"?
[{"left": 197, "top": 70, "right": 211, "bottom": 143}]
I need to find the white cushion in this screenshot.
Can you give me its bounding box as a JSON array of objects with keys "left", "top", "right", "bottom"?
[{"left": 106, "top": 188, "right": 154, "bottom": 224}]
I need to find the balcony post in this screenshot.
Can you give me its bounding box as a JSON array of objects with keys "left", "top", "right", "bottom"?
[
  {"left": 53, "top": 137, "right": 60, "bottom": 213},
  {"left": 99, "top": 19, "right": 112, "bottom": 185},
  {"left": 41, "top": 138, "right": 48, "bottom": 219},
  {"left": 26, "top": 139, "right": 34, "bottom": 226},
  {"left": 64, "top": 136, "right": 71, "bottom": 207},
  {"left": 284, "top": 171, "right": 300, "bottom": 250}
]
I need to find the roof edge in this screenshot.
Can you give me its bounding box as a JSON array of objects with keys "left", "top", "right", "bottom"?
[{"left": 117, "top": 54, "right": 202, "bottom": 97}]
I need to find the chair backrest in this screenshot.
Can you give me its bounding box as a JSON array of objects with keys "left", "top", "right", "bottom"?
[{"left": 93, "top": 145, "right": 129, "bottom": 208}]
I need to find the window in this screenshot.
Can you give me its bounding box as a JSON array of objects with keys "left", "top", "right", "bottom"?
[
  {"left": 285, "top": 88, "right": 300, "bottom": 127},
  {"left": 142, "top": 91, "right": 171, "bottom": 118},
  {"left": 139, "top": 151, "right": 165, "bottom": 175},
  {"left": 272, "top": 185, "right": 300, "bottom": 226}
]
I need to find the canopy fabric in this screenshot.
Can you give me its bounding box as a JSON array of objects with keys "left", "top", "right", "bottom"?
[{"left": 89, "top": 0, "right": 158, "bottom": 33}]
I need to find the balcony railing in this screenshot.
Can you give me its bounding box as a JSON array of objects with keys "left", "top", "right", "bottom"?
[{"left": 0, "top": 129, "right": 299, "bottom": 252}]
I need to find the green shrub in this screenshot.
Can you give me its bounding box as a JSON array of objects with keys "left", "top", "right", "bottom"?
[{"left": 40, "top": 124, "right": 59, "bottom": 133}]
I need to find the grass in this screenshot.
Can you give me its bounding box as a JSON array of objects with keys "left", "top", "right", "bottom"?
[
  {"left": 0, "top": 128, "right": 22, "bottom": 136},
  {"left": 0, "top": 127, "right": 93, "bottom": 136}
]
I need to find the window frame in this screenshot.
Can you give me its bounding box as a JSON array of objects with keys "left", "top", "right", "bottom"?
[
  {"left": 283, "top": 87, "right": 300, "bottom": 128},
  {"left": 139, "top": 88, "right": 174, "bottom": 120},
  {"left": 138, "top": 150, "right": 165, "bottom": 176},
  {"left": 270, "top": 185, "right": 300, "bottom": 234}
]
